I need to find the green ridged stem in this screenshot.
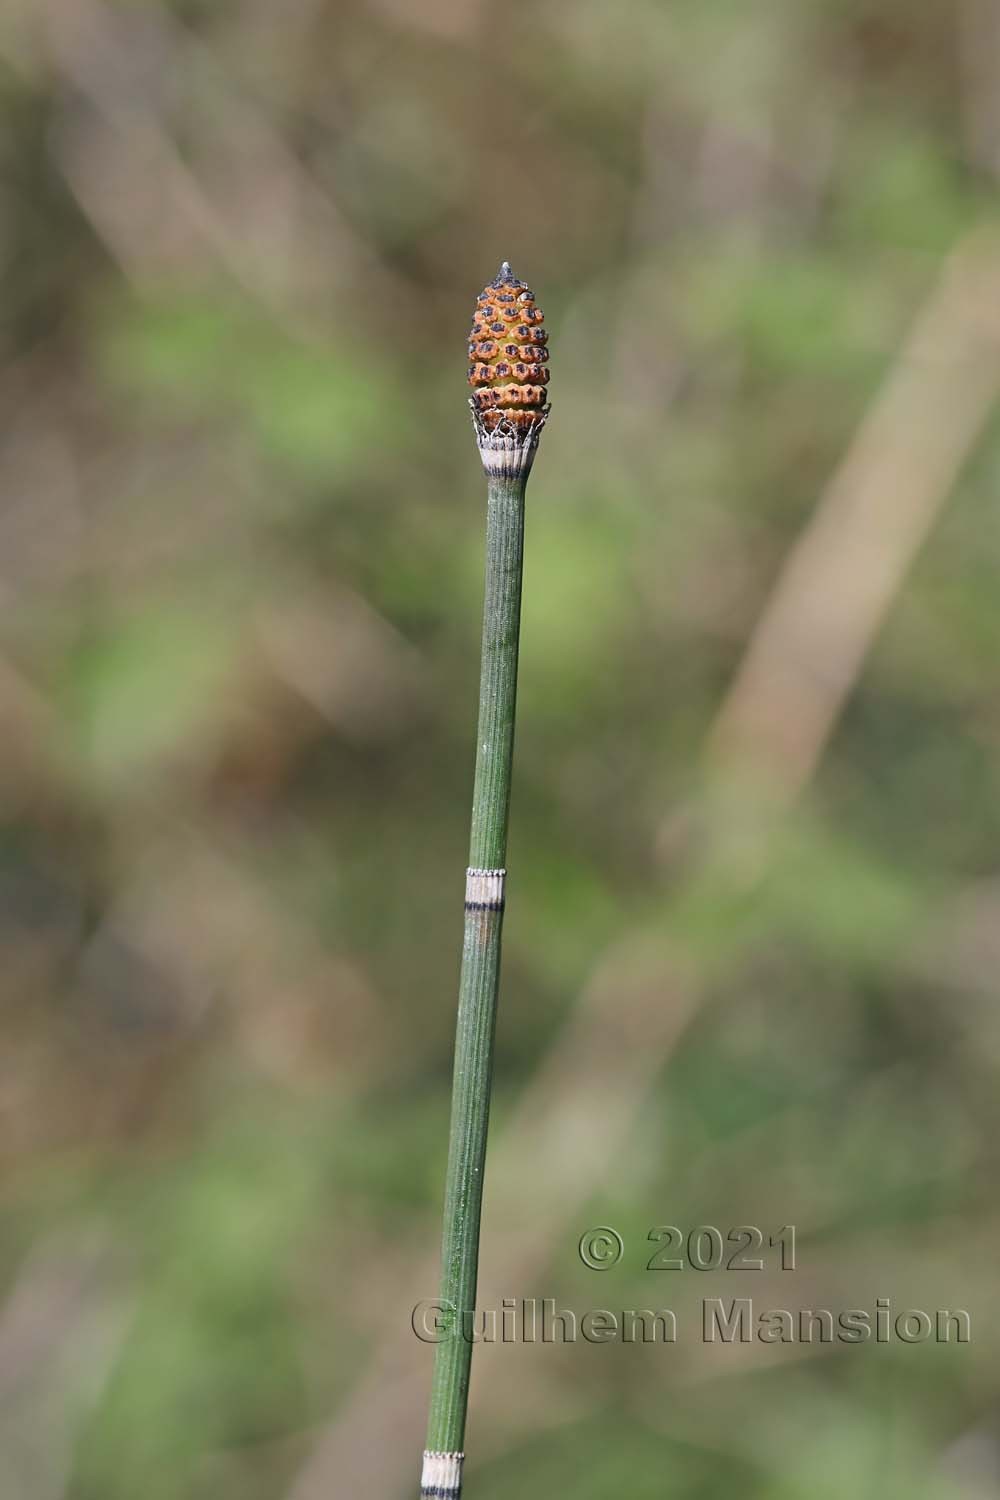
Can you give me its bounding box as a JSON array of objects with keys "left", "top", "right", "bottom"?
[
  {"left": 470, "top": 475, "right": 525, "bottom": 869},
  {"left": 424, "top": 469, "right": 527, "bottom": 1477}
]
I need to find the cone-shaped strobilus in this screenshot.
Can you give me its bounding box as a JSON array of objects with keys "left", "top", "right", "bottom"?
[{"left": 421, "top": 266, "right": 550, "bottom": 1500}]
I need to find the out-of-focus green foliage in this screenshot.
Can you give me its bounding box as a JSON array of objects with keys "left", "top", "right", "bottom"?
[{"left": 1, "top": 1, "right": 999, "bottom": 1496}]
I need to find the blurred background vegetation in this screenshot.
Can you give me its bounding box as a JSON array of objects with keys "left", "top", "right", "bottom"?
[{"left": 2, "top": 0, "right": 1000, "bottom": 1496}]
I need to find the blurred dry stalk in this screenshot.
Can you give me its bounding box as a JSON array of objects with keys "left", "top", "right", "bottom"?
[
  {"left": 0, "top": 1235, "right": 131, "bottom": 1500},
  {"left": 709, "top": 230, "right": 1000, "bottom": 806},
  {"left": 10, "top": 0, "right": 368, "bottom": 313}
]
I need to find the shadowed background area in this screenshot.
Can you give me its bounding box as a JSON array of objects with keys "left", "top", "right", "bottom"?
[{"left": 2, "top": 1, "right": 1000, "bottom": 1496}]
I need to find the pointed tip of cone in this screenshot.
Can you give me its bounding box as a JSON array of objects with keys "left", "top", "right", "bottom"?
[{"left": 491, "top": 260, "right": 521, "bottom": 288}]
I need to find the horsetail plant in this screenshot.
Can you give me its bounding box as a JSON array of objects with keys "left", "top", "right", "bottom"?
[{"left": 421, "top": 264, "right": 551, "bottom": 1500}]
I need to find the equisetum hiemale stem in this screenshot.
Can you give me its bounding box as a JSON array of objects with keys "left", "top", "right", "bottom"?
[{"left": 421, "top": 263, "right": 550, "bottom": 1499}]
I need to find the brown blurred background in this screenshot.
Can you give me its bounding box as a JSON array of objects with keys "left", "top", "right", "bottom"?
[{"left": 2, "top": 1, "right": 1000, "bottom": 1496}]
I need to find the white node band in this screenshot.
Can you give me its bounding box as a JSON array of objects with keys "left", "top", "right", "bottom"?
[
  {"left": 421, "top": 1450, "right": 464, "bottom": 1496},
  {"left": 464, "top": 868, "right": 506, "bottom": 910}
]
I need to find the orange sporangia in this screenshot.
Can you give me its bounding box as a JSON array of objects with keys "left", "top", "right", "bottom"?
[{"left": 468, "top": 263, "right": 550, "bottom": 435}]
